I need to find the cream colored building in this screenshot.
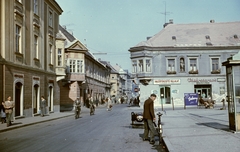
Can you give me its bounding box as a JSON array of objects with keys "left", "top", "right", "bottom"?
[
  {"left": 0, "top": 0, "right": 62, "bottom": 117},
  {"left": 56, "top": 25, "right": 111, "bottom": 111}
]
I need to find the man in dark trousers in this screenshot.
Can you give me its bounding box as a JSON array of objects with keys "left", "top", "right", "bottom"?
[{"left": 143, "top": 93, "right": 157, "bottom": 144}]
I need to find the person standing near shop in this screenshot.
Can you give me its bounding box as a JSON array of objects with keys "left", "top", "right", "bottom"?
[
  {"left": 143, "top": 94, "right": 157, "bottom": 145},
  {"left": 40, "top": 96, "right": 46, "bottom": 117},
  {"left": 3, "top": 96, "right": 15, "bottom": 127}
]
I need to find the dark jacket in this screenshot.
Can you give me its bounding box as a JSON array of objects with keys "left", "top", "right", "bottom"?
[{"left": 143, "top": 98, "right": 155, "bottom": 120}]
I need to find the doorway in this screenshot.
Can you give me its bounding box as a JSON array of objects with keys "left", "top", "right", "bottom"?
[
  {"left": 160, "top": 86, "right": 171, "bottom": 104},
  {"left": 194, "top": 85, "right": 212, "bottom": 99},
  {"left": 48, "top": 86, "right": 53, "bottom": 112},
  {"left": 33, "top": 84, "right": 39, "bottom": 114},
  {"left": 15, "top": 82, "right": 22, "bottom": 117}
]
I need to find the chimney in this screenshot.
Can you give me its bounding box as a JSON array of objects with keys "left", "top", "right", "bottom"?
[
  {"left": 163, "top": 19, "right": 173, "bottom": 28},
  {"left": 147, "top": 37, "right": 152, "bottom": 40},
  {"left": 210, "top": 20, "right": 215, "bottom": 23}
]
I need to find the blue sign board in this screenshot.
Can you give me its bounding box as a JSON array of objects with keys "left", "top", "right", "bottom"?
[{"left": 184, "top": 93, "right": 198, "bottom": 106}]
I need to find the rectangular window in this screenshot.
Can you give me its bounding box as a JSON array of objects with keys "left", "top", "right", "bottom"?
[
  {"left": 15, "top": 25, "right": 21, "bottom": 53},
  {"left": 77, "top": 60, "right": 83, "bottom": 73},
  {"left": 69, "top": 59, "right": 84, "bottom": 73},
  {"left": 49, "top": 44, "right": 53, "bottom": 64},
  {"left": 70, "top": 60, "right": 76, "bottom": 73},
  {"left": 34, "top": 0, "right": 38, "bottom": 15},
  {"left": 220, "top": 86, "right": 225, "bottom": 95},
  {"left": 146, "top": 59, "right": 151, "bottom": 72},
  {"left": 168, "top": 59, "right": 175, "bottom": 71},
  {"left": 212, "top": 58, "right": 219, "bottom": 71},
  {"left": 190, "top": 59, "right": 197, "bottom": 71},
  {"left": 132, "top": 60, "right": 137, "bottom": 73},
  {"left": 138, "top": 59, "right": 144, "bottom": 72},
  {"left": 49, "top": 11, "right": 53, "bottom": 27},
  {"left": 57, "top": 49, "right": 62, "bottom": 66},
  {"left": 34, "top": 35, "right": 38, "bottom": 59}
]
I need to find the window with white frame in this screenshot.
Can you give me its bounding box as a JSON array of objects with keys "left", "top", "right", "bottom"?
[
  {"left": 167, "top": 59, "right": 176, "bottom": 72},
  {"left": 189, "top": 58, "right": 198, "bottom": 72},
  {"left": 77, "top": 60, "right": 84, "bottom": 73},
  {"left": 49, "top": 44, "right": 53, "bottom": 64},
  {"left": 49, "top": 11, "right": 53, "bottom": 27},
  {"left": 15, "top": 25, "right": 21, "bottom": 53},
  {"left": 69, "top": 60, "right": 76, "bottom": 73},
  {"left": 145, "top": 59, "right": 151, "bottom": 72},
  {"left": 57, "top": 48, "right": 62, "bottom": 66},
  {"left": 34, "top": 35, "right": 38, "bottom": 59},
  {"left": 211, "top": 58, "right": 220, "bottom": 73},
  {"left": 34, "top": 0, "right": 38, "bottom": 15},
  {"left": 132, "top": 60, "right": 137, "bottom": 73},
  {"left": 138, "top": 59, "right": 144, "bottom": 72}
]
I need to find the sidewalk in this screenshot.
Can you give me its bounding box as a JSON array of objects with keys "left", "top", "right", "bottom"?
[
  {"left": 0, "top": 104, "right": 107, "bottom": 133},
  {"left": 160, "top": 105, "right": 240, "bottom": 152}
]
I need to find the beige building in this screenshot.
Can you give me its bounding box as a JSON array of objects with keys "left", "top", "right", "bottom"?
[
  {"left": 56, "top": 25, "right": 111, "bottom": 111},
  {"left": 0, "top": 0, "right": 62, "bottom": 117}
]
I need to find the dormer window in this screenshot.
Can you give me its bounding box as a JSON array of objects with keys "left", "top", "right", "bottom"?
[
  {"left": 206, "top": 42, "right": 212, "bottom": 46},
  {"left": 205, "top": 35, "right": 210, "bottom": 39},
  {"left": 234, "top": 34, "right": 238, "bottom": 39},
  {"left": 172, "top": 36, "right": 176, "bottom": 40}
]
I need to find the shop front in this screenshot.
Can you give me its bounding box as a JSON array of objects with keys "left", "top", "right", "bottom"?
[{"left": 138, "top": 77, "right": 226, "bottom": 106}]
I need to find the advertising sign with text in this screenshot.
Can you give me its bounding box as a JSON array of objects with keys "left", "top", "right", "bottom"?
[{"left": 184, "top": 93, "right": 198, "bottom": 106}]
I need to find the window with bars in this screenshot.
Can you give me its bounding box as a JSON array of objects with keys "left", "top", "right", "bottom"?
[{"left": 15, "top": 25, "right": 21, "bottom": 53}]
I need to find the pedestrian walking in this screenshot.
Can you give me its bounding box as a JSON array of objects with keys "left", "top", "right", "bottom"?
[
  {"left": 106, "top": 97, "right": 112, "bottom": 111},
  {"left": 89, "top": 96, "right": 95, "bottom": 115},
  {"left": 0, "top": 101, "right": 6, "bottom": 124},
  {"left": 85, "top": 95, "right": 90, "bottom": 108},
  {"left": 143, "top": 94, "right": 157, "bottom": 145},
  {"left": 74, "top": 97, "right": 81, "bottom": 119},
  {"left": 40, "top": 96, "right": 46, "bottom": 117},
  {"left": 3, "top": 96, "right": 15, "bottom": 127}
]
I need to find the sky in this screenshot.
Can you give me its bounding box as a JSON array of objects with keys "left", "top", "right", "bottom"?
[{"left": 56, "top": 0, "right": 240, "bottom": 71}]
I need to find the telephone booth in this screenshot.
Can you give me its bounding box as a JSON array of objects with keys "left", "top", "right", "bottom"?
[{"left": 222, "top": 52, "right": 240, "bottom": 132}]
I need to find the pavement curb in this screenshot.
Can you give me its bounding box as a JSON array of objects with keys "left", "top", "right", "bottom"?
[{"left": 0, "top": 113, "right": 74, "bottom": 133}]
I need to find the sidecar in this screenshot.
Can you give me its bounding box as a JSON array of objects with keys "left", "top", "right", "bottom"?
[{"left": 131, "top": 112, "right": 143, "bottom": 125}]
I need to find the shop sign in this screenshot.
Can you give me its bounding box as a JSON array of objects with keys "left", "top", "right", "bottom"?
[
  {"left": 154, "top": 79, "right": 180, "bottom": 85},
  {"left": 184, "top": 93, "right": 198, "bottom": 106},
  {"left": 187, "top": 78, "right": 217, "bottom": 83}
]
